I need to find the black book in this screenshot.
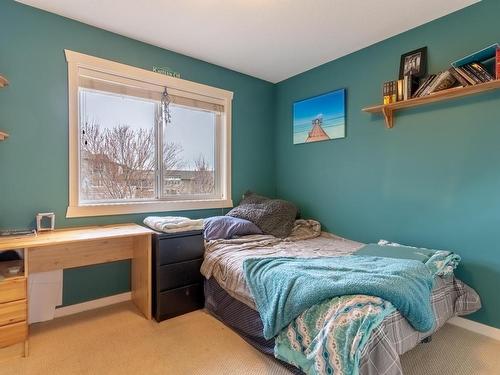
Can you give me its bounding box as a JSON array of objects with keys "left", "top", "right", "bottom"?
[
  {"left": 449, "top": 67, "right": 470, "bottom": 87},
  {"left": 469, "top": 62, "right": 494, "bottom": 82},
  {"left": 413, "top": 75, "right": 435, "bottom": 98},
  {"left": 455, "top": 66, "right": 477, "bottom": 85},
  {"left": 404, "top": 75, "right": 420, "bottom": 100},
  {"left": 421, "top": 74, "right": 441, "bottom": 97},
  {"left": 462, "top": 64, "right": 484, "bottom": 83}
]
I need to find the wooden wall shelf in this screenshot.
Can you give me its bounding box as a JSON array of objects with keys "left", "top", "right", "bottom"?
[
  {"left": 1, "top": 75, "right": 9, "bottom": 141},
  {"left": 363, "top": 79, "right": 500, "bottom": 128},
  {"left": 0, "top": 75, "right": 9, "bottom": 88}
]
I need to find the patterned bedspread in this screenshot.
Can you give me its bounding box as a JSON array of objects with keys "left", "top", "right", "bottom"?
[
  {"left": 201, "top": 220, "right": 362, "bottom": 308},
  {"left": 200, "top": 220, "right": 481, "bottom": 375}
]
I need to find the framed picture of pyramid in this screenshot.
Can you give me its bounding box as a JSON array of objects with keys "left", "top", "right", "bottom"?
[{"left": 293, "top": 88, "right": 346, "bottom": 144}]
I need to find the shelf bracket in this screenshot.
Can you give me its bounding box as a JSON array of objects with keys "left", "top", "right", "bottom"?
[{"left": 382, "top": 107, "right": 394, "bottom": 129}]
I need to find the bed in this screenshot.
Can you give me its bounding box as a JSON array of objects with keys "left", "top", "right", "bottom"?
[{"left": 201, "top": 220, "right": 481, "bottom": 375}]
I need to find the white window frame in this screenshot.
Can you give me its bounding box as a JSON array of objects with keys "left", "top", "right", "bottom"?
[{"left": 65, "top": 50, "right": 233, "bottom": 218}]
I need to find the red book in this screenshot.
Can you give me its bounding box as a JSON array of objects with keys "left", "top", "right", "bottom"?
[{"left": 497, "top": 48, "right": 500, "bottom": 80}]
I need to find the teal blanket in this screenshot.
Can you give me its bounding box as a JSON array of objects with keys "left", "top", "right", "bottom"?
[
  {"left": 248, "top": 245, "right": 460, "bottom": 375},
  {"left": 243, "top": 255, "right": 435, "bottom": 340}
]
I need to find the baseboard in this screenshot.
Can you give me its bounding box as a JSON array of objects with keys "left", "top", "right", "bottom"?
[
  {"left": 447, "top": 316, "right": 500, "bottom": 341},
  {"left": 54, "top": 292, "right": 132, "bottom": 318}
]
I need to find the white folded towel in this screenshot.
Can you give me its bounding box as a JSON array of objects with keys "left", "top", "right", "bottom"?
[{"left": 144, "top": 216, "right": 204, "bottom": 233}]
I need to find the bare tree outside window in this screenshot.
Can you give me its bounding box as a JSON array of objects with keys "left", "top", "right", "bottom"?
[
  {"left": 79, "top": 89, "right": 217, "bottom": 203},
  {"left": 193, "top": 154, "right": 215, "bottom": 194}
]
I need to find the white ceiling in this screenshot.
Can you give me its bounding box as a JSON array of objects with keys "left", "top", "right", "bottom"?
[{"left": 17, "top": 0, "right": 479, "bottom": 83}]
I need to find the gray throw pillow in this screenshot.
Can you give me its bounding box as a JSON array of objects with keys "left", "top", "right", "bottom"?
[
  {"left": 226, "top": 192, "right": 298, "bottom": 238},
  {"left": 204, "top": 216, "right": 262, "bottom": 240}
]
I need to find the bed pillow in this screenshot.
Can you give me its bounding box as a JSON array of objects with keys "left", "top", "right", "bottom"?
[
  {"left": 376, "top": 240, "right": 437, "bottom": 263},
  {"left": 226, "top": 192, "right": 298, "bottom": 238},
  {"left": 203, "top": 216, "right": 262, "bottom": 240}
]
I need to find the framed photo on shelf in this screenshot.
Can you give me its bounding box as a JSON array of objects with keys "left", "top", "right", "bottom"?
[{"left": 399, "top": 47, "right": 427, "bottom": 79}]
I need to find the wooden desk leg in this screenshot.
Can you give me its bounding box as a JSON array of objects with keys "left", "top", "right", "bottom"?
[
  {"left": 131, "top": 234, "right": 152, "bottom": 320},
  {"left": 23, "top": 340, "right": 29, "bottom": 357}
]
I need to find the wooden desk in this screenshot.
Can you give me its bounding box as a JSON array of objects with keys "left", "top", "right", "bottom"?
[{"left": 0, "top": 223, "right": 153, "bottom": 359}]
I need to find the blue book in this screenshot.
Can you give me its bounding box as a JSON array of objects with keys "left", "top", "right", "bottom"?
[{"left": 452, "top": 43, "right": 499, "bottom": 67}]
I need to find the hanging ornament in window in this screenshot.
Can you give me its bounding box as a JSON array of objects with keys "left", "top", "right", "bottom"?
[{"left": 159, "top": 87, "right": 172, "bottom": 125}]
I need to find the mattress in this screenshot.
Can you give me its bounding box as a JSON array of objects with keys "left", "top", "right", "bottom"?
[
  {"left": 204, "top": 275, "right": 480, "bottom": 375},
  {"left": 205, "top": 277, "right": 302, "bottom": 374},
  {"left": 201, "top": 221, "right": 481, "bottom": 374}
]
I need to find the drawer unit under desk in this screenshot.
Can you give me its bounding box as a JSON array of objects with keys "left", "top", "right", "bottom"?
[{"left": 0, "top": 278, "right": 26, "bottom": 304}]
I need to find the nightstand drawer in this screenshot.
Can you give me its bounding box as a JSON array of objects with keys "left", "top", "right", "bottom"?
[
  {"left": 0, "top": 278, "right": 26, "bottom": 304},
  {"left": 158, "top": 235, "right": 204, "bottom": 265},
  {"left": 0, "top": 321, "right": 27, "bottom": 348},
  {"left": 0, "top": 300, "right": 27, "bottom": 327},
  {"left": 156, "top": 283, "right": 204, "bottom": 320},
  {"left": 157, "top": 259, "right": 203, "bottom": 292}
]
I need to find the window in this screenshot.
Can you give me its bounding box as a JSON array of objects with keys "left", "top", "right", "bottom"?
[{"left": 65, "top": 50, "right": 233, "bottom": 217}]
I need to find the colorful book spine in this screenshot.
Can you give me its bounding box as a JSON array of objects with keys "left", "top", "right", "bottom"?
[
  {"left": 497, "top": 48, "right": 500, "bottom": 79},
  {"left": 397, "top": 79, "right": 404, "bottom": 101},
  {"left": 383, "top": 82, "right": 390, "bottom": 104},
  {"left": 469, "top": 62, "right": 494, "bottom": 82},
  {"left": 383, "top": 81, "right": 398, "bottom": 104}
]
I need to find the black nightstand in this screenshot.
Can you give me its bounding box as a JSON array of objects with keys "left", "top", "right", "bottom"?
[{"left": 152, "top": 230, "right": 205, "bottom": 322}]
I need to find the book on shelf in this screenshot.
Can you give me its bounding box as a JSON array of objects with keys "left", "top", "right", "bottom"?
[
  {"left": 427, "top": 69, "right": 458, "bottom": 94},
  {"left": 420, "top": 73, "right": 442, "bottom": 97},
  {"left": 449, "top": 67, "right": 471, "bottom": 87},
  {"left": 403, "top": 74, "right": 420, "bottom": 100},
  {"left": 383, "top": 81, "right": 390, "bottom": 104},
  {"left": 454, "top": 66, "right": 477, "bottom": 85},
  {"left": 461, "top": 64, "right": 484, "bottom": 84},
  {"left": 412, "top": 74, "right": 435, "bottom": 98},
  {"left": 412, "top": 69, "right": 459, "bottom": 98},
  {"left": 469, "top": 62, "right": 494, "bottom": 82},
  {"left": 397, "top": 79, "right": 404, "bottom": 101},
  {"left": 383, "top": 80, "right": 397, "bottom": 104},
  {"left": 496, "top": 47, "right": 500, "bottom": 79}
]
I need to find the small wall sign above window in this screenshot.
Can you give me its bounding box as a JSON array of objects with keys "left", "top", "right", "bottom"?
[{"left": 153, "top": 66, "right": 181, "bottom": 78}]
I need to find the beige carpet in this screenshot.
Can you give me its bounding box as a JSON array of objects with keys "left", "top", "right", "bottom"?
[{"left": 2, "top": 302, "right": 499, "bottom": 375}]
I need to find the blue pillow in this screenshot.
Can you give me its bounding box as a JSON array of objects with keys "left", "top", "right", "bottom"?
[{"left": 204, "top": 216, "right": 262, "bottom": 240}]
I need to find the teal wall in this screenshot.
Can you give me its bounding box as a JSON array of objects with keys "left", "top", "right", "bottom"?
[
  {"left": 1, "top": 0, "right": 498, "bottom": 328},
  {"left": 0, "top": 1, "right": 275, "bottom": 305},
  {"left": 275, "top": 0, "right": 500, "bottom": 328}
]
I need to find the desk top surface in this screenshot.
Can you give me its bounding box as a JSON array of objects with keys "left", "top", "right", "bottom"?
[{"left": 0, "top": 223, "right": 153, "bottom": 251}]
